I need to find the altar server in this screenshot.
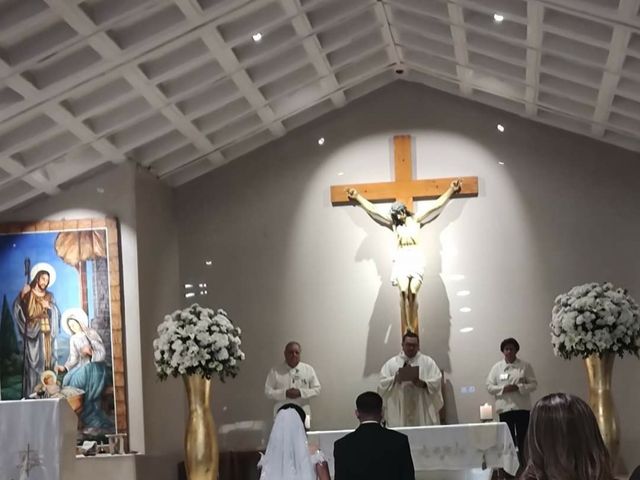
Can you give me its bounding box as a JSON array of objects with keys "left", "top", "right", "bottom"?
[
  {"left": 486, "top": 337, "right": 537, "bottom": 466},
  {"left": 265, "top": 341, "right": 321, "bottom": 429}
]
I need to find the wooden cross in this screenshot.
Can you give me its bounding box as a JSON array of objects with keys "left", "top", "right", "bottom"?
[{"left": 331, "top": 135, "right": 478, "bottom": 210}]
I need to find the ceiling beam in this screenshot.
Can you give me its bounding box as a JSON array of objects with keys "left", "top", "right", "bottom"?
[
  {"left": 447, "top": 3, "right": 472, "bottom": 96},
  {"left": 279, "top": 0, "right": 346, "bottom": 108},
  {"left": 591, "top": 0, "right": 639, "bottom": 136},
  {"left": 525, "top": 1, "right": 543, "bottom": 116}
]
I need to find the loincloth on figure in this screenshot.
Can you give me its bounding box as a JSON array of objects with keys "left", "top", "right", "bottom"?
[{"left": 390, "top": 246, "right": 425, "bottom": 286}]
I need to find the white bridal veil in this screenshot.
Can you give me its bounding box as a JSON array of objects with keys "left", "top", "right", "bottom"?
[{"left": 258, "top": 408, "right": 315, "bottom": 480}]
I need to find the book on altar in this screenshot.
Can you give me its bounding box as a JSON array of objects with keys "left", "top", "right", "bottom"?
[{"left": 397, "top": 365, "right": 419, "bottom": 382}]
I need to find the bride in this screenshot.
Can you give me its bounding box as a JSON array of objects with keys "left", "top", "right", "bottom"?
[{"left": 259, "top": 404, "right": 330, "bottom": 480}]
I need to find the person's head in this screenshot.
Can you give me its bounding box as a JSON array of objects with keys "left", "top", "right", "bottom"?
[
  {"left": 523, "top": 393, "right": 613, "bottom": 480},
  {"left": 277, "top": 403, "right": 306, "bottom": 427},
  {"left": 41, "top": 371, "right": 56, "bottom": 386},
  {"left": 284, "top": 341, "right": 301, "bottom": 368},
  {"left": 31, "top": 270, "right": 50, "bottom": 291},
  {"left": 402, "top": 331, "right": 420, "bottom": 358},
  {"left": 500, "top": 337, "right": 519, "bottom": 363},
  {"left": 390, "top": 202, "right": 411, "bottom": 225},
  {"left": 260, "top": 404, "right": 312, "bottom": 476},
  {"left": 355, "top": 391, "right": 383, "bottom": 423},
  {"left": 67, "top": 317, "right": 84, "bottom": 335}
]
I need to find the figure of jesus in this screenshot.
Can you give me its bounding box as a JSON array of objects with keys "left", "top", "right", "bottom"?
[
  {"left": 14, "top": 269, "right": 60, "bottom": 398},
  {"left": 346, "top": 179, "right": 461, "bottom": 334}
]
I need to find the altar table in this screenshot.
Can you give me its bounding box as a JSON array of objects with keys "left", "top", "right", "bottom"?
[
  {"left": 0, "top": 398, "right": 77, "bottom": 480},
  {"left": 0, "top": 398, "right": 140, "bottom": 480},
  {"left": 307, "top": 422, "right": 519, "bottom": 480}
]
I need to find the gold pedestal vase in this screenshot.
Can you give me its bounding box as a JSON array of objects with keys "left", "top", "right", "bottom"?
[
  {"left": 183, "top": 375, "right": 219, "bottom": 480},
  {"left": 584, "top": 353, "right": 619, "bottom": 464}
]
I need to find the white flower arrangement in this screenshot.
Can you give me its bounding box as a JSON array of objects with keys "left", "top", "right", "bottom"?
[
  {"left": 153, "top": 304, "right": 245, "bottom": 381},
  {"left": 551, "top": 282, "right": 640, "bottom": 359}
]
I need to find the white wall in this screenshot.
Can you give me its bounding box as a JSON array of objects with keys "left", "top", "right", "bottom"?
[
  {"left": 133, "top": 168, "right": 184, "bottom": 479},
  {"left": 174, "top": 81, "right": 640, "bottom": 467}
]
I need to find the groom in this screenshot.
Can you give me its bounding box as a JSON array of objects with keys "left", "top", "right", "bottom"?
[{"left": 333, "top": 391, "right": 415, "bottom": 480}]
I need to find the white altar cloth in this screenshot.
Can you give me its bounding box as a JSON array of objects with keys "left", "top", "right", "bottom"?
[
  {"left": 0, "top": 399, "right": 77, "bottom": 480},
  {"left": 0, "top": 399, "right": 138, "bottom": 480},
  {"left": 308, "top": 422, "right": 519, "bottom": 479}
]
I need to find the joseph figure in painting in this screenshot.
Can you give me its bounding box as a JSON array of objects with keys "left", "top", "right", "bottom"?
[
  {"left": 347, "top": 180, "right": 460, "bottom": 334},
  {"left": 13, "top": 268, "right": 60, "bottom": 398}
]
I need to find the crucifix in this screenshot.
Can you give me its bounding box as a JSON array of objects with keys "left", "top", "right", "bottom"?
[{"left": 331, "top": 135, "right": 478, "bottom": 336}]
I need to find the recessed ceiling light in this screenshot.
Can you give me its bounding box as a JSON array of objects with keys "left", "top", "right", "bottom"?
[
  {"left": 337, "top": 171, "right": 344, "bottom": 176},
  {"left": 460, "top": 327, "right": 474, "bottom": 333},
  {"left": 498, "top": 161, "right": 505, "bottom": 166},
  {"left": 205, "top": 260, "right": 212, "bottom": 266},
  {"left": 460, "top": 307, "right": 472, "bottom": 313},
  {"left": 252, "top": 32, "right": 262, "bottom": 42},
  {"left": 497, "top": 124, "right": 505, "bottom": 132},
  {"left": 318, "top": 137, "right": 325, "bottom": 145},
  {"left": 185, "top": 292, "right": 196, "bottom": 298},
  {"left": 184, "top": 284, "right": 193, "bottom": 289},
  {"left": 456, "top": 290, "right": 471, "bottom": 296},
  {"left": 493, "top": 13, "right": 504, "bottom": 23}
]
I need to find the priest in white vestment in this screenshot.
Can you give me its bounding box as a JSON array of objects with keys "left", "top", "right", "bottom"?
[
  {"left": 378, "top": 332, "right": 444, "bottom": 426},
  {"left": 265, "top": 341, "right": 321, "bottom": 429}
]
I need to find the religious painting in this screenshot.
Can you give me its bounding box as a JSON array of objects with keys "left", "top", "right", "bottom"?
[{"left": 0, "top": 218, "right": 127, "bottom": 441}]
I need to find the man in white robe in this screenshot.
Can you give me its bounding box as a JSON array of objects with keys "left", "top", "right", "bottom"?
[
  {"left": 378, "top": 332, "right": 443, "bottom": 426},
  {"left": 264, "top": 341, "right": 321, "bottom": 428}
]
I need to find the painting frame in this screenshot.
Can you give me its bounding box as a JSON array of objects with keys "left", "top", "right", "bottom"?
[{"left": 0, "top": 217, "right": 128, "bottom": 437}]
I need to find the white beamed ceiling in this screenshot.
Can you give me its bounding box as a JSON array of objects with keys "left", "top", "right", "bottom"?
[{"left": 1, "top": 0, "right": 640, "bottom": 212}]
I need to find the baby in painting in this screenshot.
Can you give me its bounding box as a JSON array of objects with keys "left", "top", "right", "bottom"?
[
  {"left": 30, "top": 370, "right": 62, "bottom": 399},
  {"left": 30, "top": 370, "right": 85, "bottom": 414}
]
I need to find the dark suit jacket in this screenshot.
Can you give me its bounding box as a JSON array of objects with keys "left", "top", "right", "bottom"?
[
  {"left": 333, "top": 422, "right": 415, "bottom": 480},
  {"left": 630, "top": 465, "right": 640, "bottom": 480}
]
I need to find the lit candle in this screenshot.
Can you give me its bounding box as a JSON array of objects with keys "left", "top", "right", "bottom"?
[{"left": 480, "top": 403, "right": 493, "bottom": 421}]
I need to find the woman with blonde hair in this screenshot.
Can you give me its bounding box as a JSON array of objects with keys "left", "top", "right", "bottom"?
[{"left": 521, "top": 393, "right": 613, "bottom": 480}]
